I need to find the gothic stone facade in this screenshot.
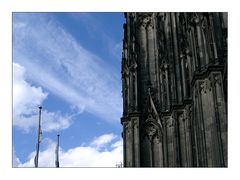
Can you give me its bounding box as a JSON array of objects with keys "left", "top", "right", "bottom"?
[{"left": 121, "top": 12, "right": 227, "bottom": 167}]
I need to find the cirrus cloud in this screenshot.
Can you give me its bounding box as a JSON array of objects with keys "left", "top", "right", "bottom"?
[{"left": 13, "top": 13, "right": 122, "bottom": 124}]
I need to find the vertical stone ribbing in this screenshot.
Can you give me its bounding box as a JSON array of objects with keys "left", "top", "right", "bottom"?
[
  {"left": 122, "top": 12, "right": 227, "bottom": 167},
  {"left": 133, "top": 117, "right": 140, "bottom": 166},
  {"left": 171, "top": 13, "right": 183, "bottom": 103},
  {"left": 211, "top": 72, "right": 228, "bottom": 166},
  {"left": 178, "top": 113, "right": 188, "bottom": 167}
]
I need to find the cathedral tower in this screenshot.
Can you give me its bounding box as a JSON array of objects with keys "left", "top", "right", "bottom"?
[{"left": 121, "top": 12, "right": 227, "bottom": 167}]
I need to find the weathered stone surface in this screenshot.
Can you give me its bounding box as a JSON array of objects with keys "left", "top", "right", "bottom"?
[{"left": 121, "top": 12, "right": 227, "bottom": 167}]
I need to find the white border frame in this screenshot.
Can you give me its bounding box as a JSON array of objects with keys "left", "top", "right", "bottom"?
[{"left": 0, "top": 1, "right": 239, "bottom": 180}]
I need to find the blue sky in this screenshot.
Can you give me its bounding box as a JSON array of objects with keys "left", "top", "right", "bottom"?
[{"left": 12, "top": 12, "right": 124, "bottom": 167}]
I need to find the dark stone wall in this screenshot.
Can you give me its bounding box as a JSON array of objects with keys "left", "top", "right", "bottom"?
[{"left": 121, "top": 12, "right": 227, "bottom": 167}]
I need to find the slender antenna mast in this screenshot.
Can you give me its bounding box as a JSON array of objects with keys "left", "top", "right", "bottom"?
[
  {"left": 55, "top": 134, "right": 60, "bottom": 168},
  {"left": 34, "top": 106, "right": 42, "bottom": 168}
]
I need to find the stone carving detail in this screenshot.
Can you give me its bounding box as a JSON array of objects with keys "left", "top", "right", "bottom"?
[
  {"left": 145, "top": 124, "right": 157, "bottom": 140},
  {"left": 189, "top": 13, "right": 201, "bottom": 26},
  {"left": 179, "top": 114, "right": 184, "bottom": 122},
  {"left": 161, "top": 117, "right": 166, "bottom": 127},
  {"left": 213, "top": 74, "right": 222, "bottom": 87},
  {"left": 199, "top": 79, "right": 211, "bottom": 94},
  {"left": 129, "top": 61, "right": 137, "bottom": 72},
  {"left": 124, "top": 122, "right": 130, "bottom": 137},
  {"left": 199, "top": 81, "right": 204, "bottom": 93},
  {"left": 137, "top": 13, "right": 154, "bottom": 28},
  {"left": 153, "top": 134, "right": 161, "bottom": 144},
  {"left": 133, "top": 118, "right": 139, "bottom": 128},
  {"left": 141, "top": 113, "right": 161, "bottom": 142},
  {"left": 166, "top": 116, "right": 174, "bottom": 128}
]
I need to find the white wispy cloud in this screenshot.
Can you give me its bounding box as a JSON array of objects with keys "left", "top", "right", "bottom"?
[
  {"left": 13, "top": 13, "right": 122, "bottom": 123},
  {"left": 17, "top": 133, "right": 123, "bottom": 167},
  {"left": 14, "top": 110, "right": 73, "bottom": 133},
  {"left": 13, "top": 62, "right": 73, "bottom": 132},
  {"left": 90, "top": 133, "right": 117, "bottom": 149}
]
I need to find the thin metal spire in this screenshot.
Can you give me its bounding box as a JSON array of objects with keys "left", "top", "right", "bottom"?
[
  {"left": 34, "top": 106, "right": 42, "bottom": 168},
  {"left": 55, "top": 134, "right": 60, "bottom": 168}
]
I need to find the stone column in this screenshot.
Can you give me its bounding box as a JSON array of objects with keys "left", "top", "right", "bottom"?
[
  {"left": 129, "top": 72, "right": 133, "bottom": 111},
  {"left": 189, "top": 26, "right": 199, "bottom": 71},
  {"left": 171, "top": 13, "right": 182, "bottom": 103},
  {"left": 200, "top": 79, "right": 220, "bottom": 166},
  {"left": 196, "top": 81, "right": 208, "bottom": 166},
  {"left": 201, "top": 17, "right": 210, "bottom": 65},
  {"left": 123, "top": 121, "right": 133, "bottom": 167},
  {"left": 212, "top": 13, "right": 224, "bottom": 63},
  {"left": 132, "top": 117, "right": 140, "bottom": 166},
  {"left": 209, "top": 14, "right": 218, "bottom": 63},
  {"left": 141, "top": 135, "right": 152, "bottom": 167},
  {"left": 211, "top": 72, "right": 228, "bottom": 166},
  {"left": 180, "top": 54, "right": 187, "bottom": 99},
  {"left": 193, "top": 75, "right": 227, "bottom": 167},
  {"left": 166, "top": 116, "right": 175, "bottom": 167},
  {"left": 126, "top": 74, "right": 130, "bottom": 113},
  {"left": 192, "top": 82, "right": 208, "bottom": 166},
  {"left": 184, "top": 107, "right": 193, "bottom": 166},
  {"left": 165, "top": 65, "right": 170, "bottom": 110},
  {"left": 159, "top": 69, "right": 164, "bottom": 111},
  {"left": 194, "top": 15, "right": 205, "bottom": 68},
  {"left": 162, "top": 117, "right": 169, "bottom": 167},
  {"left": 138, "top": 20, "right": 147, "bottom": 69},
  {"left": 146, "top": 18, "right": 156, "bottom": 84},
  {"left": 134, "top": 72, "right": 138, "bottom": 109},
  {"left": 152, "top": 134, "right": 164, "bottom": 167},
  {"left": 178, "top": 113, "right": 188, "bottom": 167}
]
